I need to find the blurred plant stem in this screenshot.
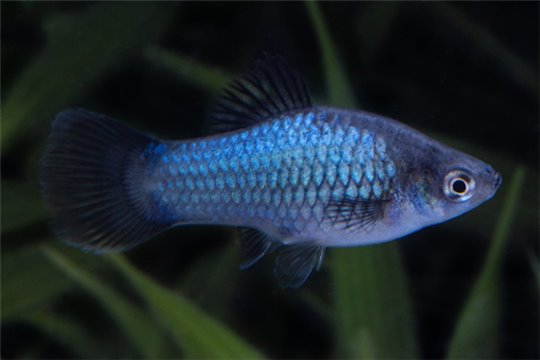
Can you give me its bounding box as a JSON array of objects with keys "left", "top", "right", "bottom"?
[
  {"left": 21, "top": 311, "right": 101, "bottom": 358},
  {"left": 446, "top": 166, "right": 526, "bottom": 358},
  {"left": 331, "top": 245, "right": 417, "bottom": 358},
  {"left": 145, "top": 46, "right": 231, "bottom": 94},
  {"left": 305, "top": 1, "right": 356, "bottom": 108},
  {"left": 43, "top": 247, "right": 169, "bottom": 358},
  {"left": 108, "top": 254, "right": 265, "bottom": 359}
]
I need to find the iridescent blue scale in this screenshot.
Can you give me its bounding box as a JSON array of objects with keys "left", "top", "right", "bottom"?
[{"left": 152, "top": 110, "right": 395, "bottom": 233}]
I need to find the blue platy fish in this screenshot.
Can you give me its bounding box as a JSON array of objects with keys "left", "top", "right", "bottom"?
[{"left": 40, "top": 54, "right": 502, "bottom": 287}]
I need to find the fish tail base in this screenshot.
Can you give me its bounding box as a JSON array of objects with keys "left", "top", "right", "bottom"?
[{"left": 40, "top": 109, "right": 172, "bottom": 252}]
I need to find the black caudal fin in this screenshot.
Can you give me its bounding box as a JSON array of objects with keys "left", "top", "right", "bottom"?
[{"left": 40, "top": 109, "right": 172, "bottom": 252}]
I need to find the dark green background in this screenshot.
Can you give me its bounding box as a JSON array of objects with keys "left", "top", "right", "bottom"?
[{"left": 2, "top": 2, "right": 538, "bottom": 359}]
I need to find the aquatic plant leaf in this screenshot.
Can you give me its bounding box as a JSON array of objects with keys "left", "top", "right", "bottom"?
[
  {"left": 1, "top": 181, "right": 47, "bottom": 233},
  {"left": 179, "top": 241, "right": 239, "bottom": 320},
  {"left": 1, "top": 245, "right": 71, "bottom": 321},
  {"left": 108, "top": 254, "right": 265, "bottom": 359},
  {"left": 331, "top": 246, "right": 417, "bottom": 358},
  {"left": 305, "top": 1, "right": 356, "bottom": 108},
  {"left": 305, "top": 2, "right": 418, "bottom": 357},
  {"left": 21, "top": 310, "right": 101, "bottom": 359},
  {"left": 144, "top": 46, "right": 232, "bottom": 94},
  {"left": 300, "top": 290, "right": 333, "bottom": 323},
  {"left": 2, "top": 3, "right": 174, "bottom": 152},
  {"left": 43, "top": 247, "right": 168, "bottom": 359},
  {"left": 446, "top": 166, "right": 526, "bottom": 358}
]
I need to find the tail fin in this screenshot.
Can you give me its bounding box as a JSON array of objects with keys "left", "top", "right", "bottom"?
[{"left": 40, "top": 109, "right": 171, "bottom": 252}]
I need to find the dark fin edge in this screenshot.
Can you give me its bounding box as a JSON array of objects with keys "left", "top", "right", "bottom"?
[
  {"left": 325, "top": 196, "right": 389, "bottom": 231},
  {"left": 40, "top": 109, "right": 171, "bottom": 253},
  {"left": 274, "top": 243, "right": 325, "bottom": 288},
  {"left": 209, "top": 53, "right": 312, "bottom": 133}
]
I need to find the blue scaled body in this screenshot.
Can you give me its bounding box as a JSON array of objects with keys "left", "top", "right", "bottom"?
[
  {"left": 40, "top": 54, "right": 502, "bottom": 287},
  {"left": 149, "top": 109, "right": 395, "bottom": 243}
]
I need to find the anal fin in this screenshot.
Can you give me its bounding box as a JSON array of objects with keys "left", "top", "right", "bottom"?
[{"left": 274, "top": 242, "right": 325, "bottom": 288}]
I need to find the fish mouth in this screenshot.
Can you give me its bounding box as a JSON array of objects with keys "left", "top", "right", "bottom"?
[{"left": 483, "top": 166, "right": 502, "bottom": 191}]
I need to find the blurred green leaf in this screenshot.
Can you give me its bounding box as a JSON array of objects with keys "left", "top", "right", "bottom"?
[
  {"left": 108, "top": 254, "right": 265, "bottom": 359},
  {"left": 43, "top": 247, "right": 169, "bottom": 359},
  {"left": 145, "top": 46, "right": 232, "bottom": 94},
  {"left": 300, "top": 289, "right": 333, "bottom": 323},
  {"left": 1, "top": 245, "right": 71, "bottom": 321},
  {"left": 356, "top": 328, "right": 377, "bottom": 359},
  {"left": 1, "top": 181, "right": 46, "bottom": 233},
  {"left": 21, "top": 310, "right": 100, "bottom": 358},
  {"left": 331, "top": 246, "right": 417, "bottom": 358},
  {"left": 2, "top": 3, "right": 174, "bottom": 152},
  {"left": 305, "top": 1, "right": 356, "bottom": 108},
  {"left": 446, "top": 166, "right": 526, "bottom": 358},
  {"left": 180, "top": 241, "right": 239, "bottom": 320}
]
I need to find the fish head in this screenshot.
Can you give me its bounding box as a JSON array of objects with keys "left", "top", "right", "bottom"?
[{"left": 396, "top": 142, "right": 502, "bottom": 228}]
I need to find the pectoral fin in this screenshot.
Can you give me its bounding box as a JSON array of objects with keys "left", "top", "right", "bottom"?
[
  {"left": 274, "top": 242, "right": 325, "bottom": 288},
  {"left": 326, "top": 195, "right": 389, "bottom": 231}
]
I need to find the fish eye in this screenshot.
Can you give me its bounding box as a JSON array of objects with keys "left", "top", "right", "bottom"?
[
  {"left": 443, "top": 170, "right": 475, "bottom": 202},
  {"left": 451, "top": 178, "right": 467, "bottom": 194}
]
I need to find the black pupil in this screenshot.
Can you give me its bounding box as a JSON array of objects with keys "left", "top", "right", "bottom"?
[{"left": 452, "top": 179, "right": 467, "bottom": 194}]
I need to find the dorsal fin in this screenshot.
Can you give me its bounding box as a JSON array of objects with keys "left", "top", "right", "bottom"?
[{"left": 210, "top": 53, "right": 312, "bottom": 132}]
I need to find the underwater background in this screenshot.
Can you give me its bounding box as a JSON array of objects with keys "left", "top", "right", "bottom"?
[{"left": 2, "top": 2, "right": 538, "bottom": 359}]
